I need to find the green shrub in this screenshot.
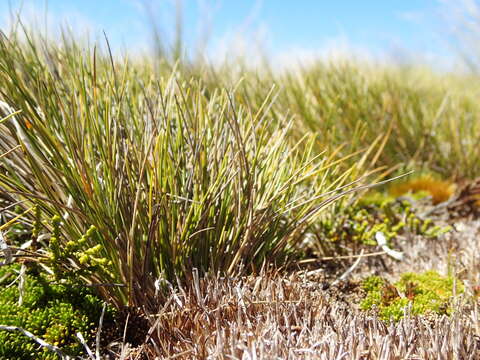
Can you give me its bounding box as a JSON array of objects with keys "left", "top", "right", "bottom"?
[
  {"left": 0, "top": 264, "right": 113, "bottom": 359},
  {"left": 309, "top": 194, "right": 451, "bottom": 256}
]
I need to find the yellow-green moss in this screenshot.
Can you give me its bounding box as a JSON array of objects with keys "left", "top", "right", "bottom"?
[
  {"left": 0, "top": 264, "right": 114, "bottom": 359},
  {"left": 360, "top": 270, "right": 463, "bottom": 321},
  {"left": 388, "top": 174, "right": 456, "bottom": 204}
]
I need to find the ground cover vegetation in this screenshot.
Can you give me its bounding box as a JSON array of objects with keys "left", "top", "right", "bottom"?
[{"left": 0, "top": 10, "right": 480, "bottom": 359}]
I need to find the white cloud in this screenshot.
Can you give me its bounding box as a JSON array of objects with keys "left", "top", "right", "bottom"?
[{"left": 272, "top": 36, "right": 379, "bottom": 70}]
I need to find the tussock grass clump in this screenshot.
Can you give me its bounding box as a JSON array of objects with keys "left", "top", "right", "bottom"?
[{"left": 0, "top": 30, "right": 359, "bottom": 310}]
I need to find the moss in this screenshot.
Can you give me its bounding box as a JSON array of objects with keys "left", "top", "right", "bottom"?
[
  {"left": 0, "top": 264, "right": 114, "bottom": 359},
  {"left": 361, "top": 275, "right": 385, "bottom": 293},
  {"left": 360, "top": 270, "right": 463, "bottom": 321},
  {"left": 359, "top": 275, "right": 385, "bottom": 311},
  {"left": 388, "top": 174, "right": 456, "bottom": 204}
]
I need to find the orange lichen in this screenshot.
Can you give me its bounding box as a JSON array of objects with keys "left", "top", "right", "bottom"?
[{"left": 389, "top": 175, "right": 455, "bottom": 204}]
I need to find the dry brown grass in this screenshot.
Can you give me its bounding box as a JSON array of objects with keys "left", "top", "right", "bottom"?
[
  {"left": 101, "top": 214, "right": 480, "bottom": 359},
  {"left": 105, "top": 271, "right": 479, "bottom": 360}
]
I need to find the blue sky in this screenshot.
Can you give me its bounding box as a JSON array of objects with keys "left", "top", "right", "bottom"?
[{"left": 0, "top": 0, "right": 457, "bottom": 65}]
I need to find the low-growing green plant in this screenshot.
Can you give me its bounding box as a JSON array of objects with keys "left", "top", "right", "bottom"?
[
  {"left": 360, "top": 270, "right": 464, "bottom": 321},
  {"left": 0, "top": 264, "right": 113, "bottom": 359},
  {"left": 308, "top": 193, "right": 451, "bottom": 257}
]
